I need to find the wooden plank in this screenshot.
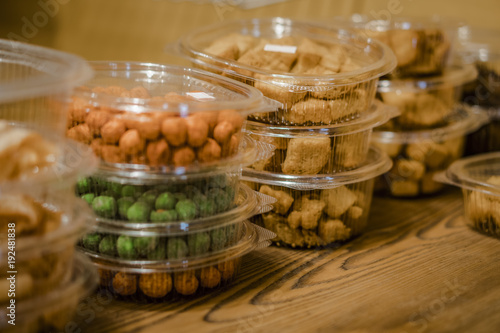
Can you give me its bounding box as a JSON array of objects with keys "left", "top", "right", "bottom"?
[{"left": 77, "top": 189, "right": 500, "bottom": 333}]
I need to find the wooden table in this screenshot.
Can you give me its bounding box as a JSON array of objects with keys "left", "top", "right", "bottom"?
[{"left": 77, "top": 189, "right": 500, "bottom": 333}]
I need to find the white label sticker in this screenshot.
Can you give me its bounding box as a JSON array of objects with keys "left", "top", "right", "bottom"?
[
  {"left": 186, "top": 92, "right": 216, "bottom": 101},
  {"left": 263, "top": 44, "right": 297, "bottom": 54}
]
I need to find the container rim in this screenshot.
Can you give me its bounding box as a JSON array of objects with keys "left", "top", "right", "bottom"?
[
  {"left": 242, "top": 146, "right": 392, "bottom": 190},
  {"left": 81, "top": 220, "right": 258, "bottom": 273},
  {"left": 0, "top": 39, "right": 93, "bottom": 103},
  {"left": 333, "top": 14, "right": 466, "bottom": 31},
  {"left": 244, "top": 101, "right": 399, "bottom": 137},
  {"left": 371, "top": 104, "right": 489, "bottom": 144},
  {"left": 436, "top": 151, "right": 500, "bottom": 197},
  {"left": 88, "top": 184, "right": 264, "bottom": 235},
  {"left": 177, "top": 17, "right": 397, "bottom": 86},
  {"left": 377, "top": 63, "right": 477, "bottom": 92},
  {"left": 74, "top": 61, "right": 276, "bottom": 114}
]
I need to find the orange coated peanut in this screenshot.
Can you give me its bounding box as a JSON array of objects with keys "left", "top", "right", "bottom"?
[
  {"left": 185, "top": 116, "right": 209, "bottom": 147},
  {"left": 119, "top": 129, "right": 146, "bottom": 155},
  {"left": 146, "top": 139, "right": 170, "bottom": 166},
  {"left": 161, "top": 117, "right": 187, "bottom": 147}
]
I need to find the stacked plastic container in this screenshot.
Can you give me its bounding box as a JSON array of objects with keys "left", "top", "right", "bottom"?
[
  {"left": 332, "top": 15, "right": 488, "bottom": 197},
  {"left": 436, "top": 152, "right": 500, "bottom": 239},
  {"left": 176, "top": 17, "right": 398, "bottom": 248},
  {"left": 0, "top": 40, "right": 98, "bottom": 332},
  {"left": 68, "top": 62, "right": 278, "bottom": 300},
  {"left": 458, "top": 27, "right": 500, "bottom": 155}
]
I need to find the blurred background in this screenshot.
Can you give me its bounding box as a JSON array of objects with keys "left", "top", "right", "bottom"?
[{"left": 1, "top": 0, "right": 499, "bottom": 63}]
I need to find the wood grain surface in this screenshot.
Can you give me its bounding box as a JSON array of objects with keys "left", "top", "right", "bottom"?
[{"left": 77, "top": 189, "right": 500, "bottom": 333}]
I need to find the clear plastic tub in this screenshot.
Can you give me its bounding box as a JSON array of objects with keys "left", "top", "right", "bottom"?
[
  {"left": 77, "top": 183, "right": 276, "bottom": 260},
  {"left": 371, "top": 104, "right": 488, "bottom": 197},
  {"left": 0, "top": 193, "right": 94, "bottom": 302},
  {"left": 464, "top": 107, "right": 500, "bottom": 155},
  {"left": 81, "top": 221, "right": 274, "bottom": 301},
  {"left": 242, "top": 147, "right": 392, "bottom": 248},
  {"left": 457, "top": 29, "right": 500, "bottom": 155},
  {"left": 332, "top": 15, "right": 464, "bottom": 77},
  {"left": 0, "top": 39, "right": 93, "bottom": 134},
  {"left": 67, "top": 61, "right": 277, "bottom": 172},
  {"left": 245, "top": 101, "right": 398, "bottom": 174},
  {"left": 175, "top": 17, "right": 396, "bottom": 126},
  {"left": 0, "top": 253, "right": 98, "bottom": 333},
  {"left": 0, "top": 121, "right": 98, "bottom": 190},
  {"left": 435, "top": 152, "right": 500, "bottom": 238},
  {"left": 377, "top": 64, "right": 477, "bottom": 130}
]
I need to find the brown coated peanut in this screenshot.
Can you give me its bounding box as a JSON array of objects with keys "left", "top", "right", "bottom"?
[
  {"left": 146, "top": 139, "right": 170, "bottom": 166},
  {"left": 119, "top": 129, "right": 145, "bottom": 155},
  {"left": 101, "top": 119, "right": 126, "bottom": 144},
  {"left": 172, "top": 146, "right": 196, "bottom": 167},
  {"left": 185, "top": 116, "right": 209, "bottom": 147},
  {"left": 161, "top": 117, "right": 187, "bottom": 147}
]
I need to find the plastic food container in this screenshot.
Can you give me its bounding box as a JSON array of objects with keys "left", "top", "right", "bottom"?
[
  {"left": 377, "top": 64, "right": 477, "bottom": 130},
  {"left": 0, "top": 193, "right": 94, "bottom": 302},
  {"left": 245, "top": 101, "right": 398, "bottom": 174},
  {"left": 371, "top": 104, "right": 488, "bottom": 197},
  {"left": 464, "top": 107, "right": 500, "bottom": 155},
  {"left": 175, "top": 17, "right": 396, "bottom": 126},
  {"left": 78, "top": 183, "right": 276, "bottom": 260},
  {"left": 435, "top": 152, "right": 500, "bottom": 238},
  {"left": 81, "top": 221, "right": 274, "bottom": 301},
  {"left": 242, "top": 147, "right": 392, "bottom": 248},
  {"left": 0, "top": 39, "right": 93, "bottom": 134},
  {"left": 0, "top": 121, "right": 98, "bottom": 190},
  {"left": 332, "top": 14, "right": 464, "bottom": 77},
  {"left": 67, "top": 61, "right": 277, "bottom": 172},
  {"left": 457, "top": 29, "right": 500, "bottom": 155},
  {"left": 0, "top": 253, "right": 98, "bottom": 333}
]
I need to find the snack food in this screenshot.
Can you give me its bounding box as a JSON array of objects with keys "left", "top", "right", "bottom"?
[
  {"left": 77, "top": 172, "right": 239, "bottom": 222},
  {"left": 377, "top": 64, "right": 477, "bottom": 130},
  {"left": 176, "top": 17, "right": 396, "bottom": 125},
  {"left": 0, "top": 254, "right": 98, "bottom": 333},
  {"left": 243, "top": 147, "right": 392, "bottom": 248},
  {"left": 78, "top": 184, "right": 275, "bottom": 260},
  {"left": 435, "top": 151, "right": 500, "bottom": 238},
  {"left": 0, "top": 195, "right": 93, "bottom": 301},
  {"left": 67, "top": 62, "right": 273, "bottom": 171},
  {"left": 334, "top": 15, "right": 463, "bottom": 77},
  {"left": 372, "top": 105, "right": 488, "bottom": 197},
  {"left": 0, "top": 39, "right": 92, "bottom": 134},
  {"left": 245, "top": 102, "right": 398, "bottom": 174},
  {"left": 82, "top": 221, "right": 269, "bottom": 301},
  {"left": 0, "top": 122, "right": 97, "bottom": 189}
]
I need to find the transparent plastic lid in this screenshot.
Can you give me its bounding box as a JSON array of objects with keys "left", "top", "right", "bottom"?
[
  {"left": 0, "top": 39, "right": 93, "bottom": 103},
  {"left": 81, "top": 221, "right": 271, "bottom": 273},
  {"left": 242, "top": 146, "right": 392, "bottom": 190},
  {"left": 0, "top": 121, "right": 98, "bottom": 191},
  {"left": 75, "top": 61, "right": 279, "bottom": 114},
  {"left": 372, "top": 104, "right": 489, "bottom": 144},
  {"left": 435, "top": 151, "right": 500, "bottom": 197},
  {"left": 244, "top": 101, "right": 399, "bottom": 137},
  {"left": 86, "top": 184, "right": 276, "bottom": 236},
  {"left": 377, "top": 64, "right": 478, "bottom": 93},
  {"left": 176, "top": 17, "right": 397, "bottom": 88}
]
